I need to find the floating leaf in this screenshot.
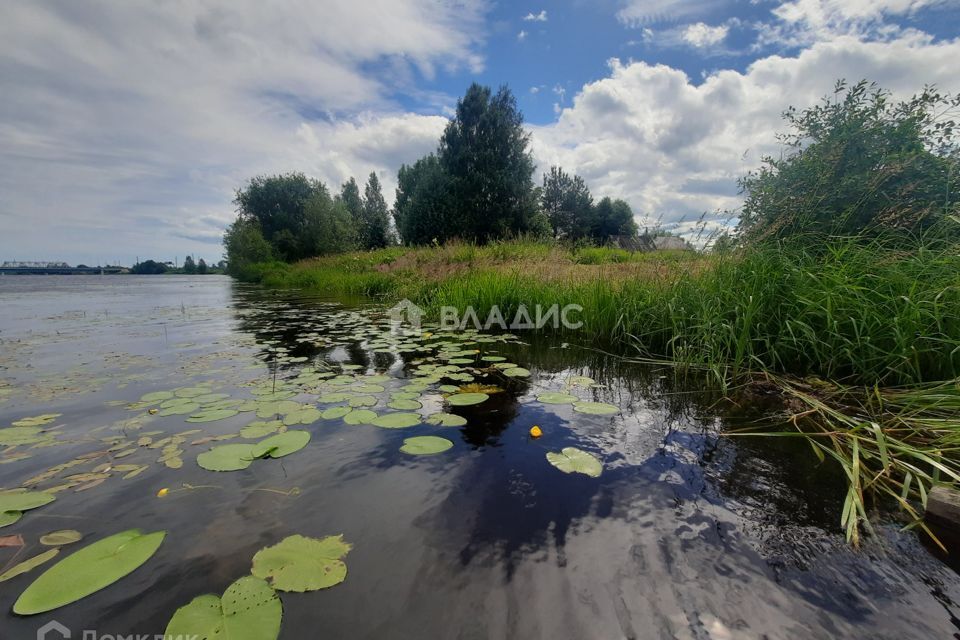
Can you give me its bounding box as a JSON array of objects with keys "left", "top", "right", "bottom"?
[
  {"left": 446, "top": 393, "right": 488, "bottom": 406},
  {"left": 321, "top": 406, "right": 352, "bottom": 420},
  {"left": 536, "top": 392, "right": 579, "bottom": 405},
  {"left": 252, "top": 431, "right": 311, "bottom": 459},
  {"left": 197, "top": 444, "right": 257, "bottom": 472},
  {"left": 348, "top": 395, "right": 378, "bottom": 408},
  {"left": 343, "top": 410, "right": 377, "bottom": 425},
  {"left": 388, "top": 399, "right": 422, "bottom": 410},
  {"left": 13, "top": 529, "right": 166, "bottom": 615},
  {"left": 240, "top": 420, "right": 283, "bottom": 439},
  {"left": 0, "top": 489, "right": 55, "bottom": 513},
  {"left": 371, "top": 413, "right": 421, "bottom": 429},
  {"left": 158, "top": 403, "right": 200, "bottom": 417},
  {"left": 572, "top": 401, "right": 619, "bottom": 416},
  {"left": 40, "top": 530, "right": 83, "bottom": 546},
  {"left": 567, "top": 376, "right": 595, "bottom": 387},
  {"left": 400, "top": 436, "right": 453, "bottom": 455},
  {"left": 425, "top": 413, "right": 467, "bottom": 427},
  {"left": 186, "top": 409, "right": 239, "bottom": 423},
  {"left": 0, "top": 549, "right": 59, "bottom": 583},
  {"left": 282, "top": 407, "right": 321, "bottom": 426},
  {"left": 546, "top": 447, "right": 603, "bottom": 478},
  {"left": 503, "top": 367, "right": 531, "bottom": 378},
  {"left": 317, "top": 392, "right": 352, "bottom": 404},
  {"left": 251, "top": 534, "right": 352, "bottom": 592},
  {"left": 164, "top": 576, "right": 282, "bottom": 640},
  {"left": 0, "top": 427, "right": 48, "bottom": 446},
  {"left": 140, "top": 391, "right": 174, "bottom": 403}
]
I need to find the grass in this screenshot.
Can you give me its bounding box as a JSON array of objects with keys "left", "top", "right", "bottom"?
[{"left": 236, "top": 234, "right": 960, "bottom": 543}]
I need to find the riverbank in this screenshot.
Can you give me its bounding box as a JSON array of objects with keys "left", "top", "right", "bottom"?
[{"left": 236, "top": 236, "right": 960, "bottom": 543}]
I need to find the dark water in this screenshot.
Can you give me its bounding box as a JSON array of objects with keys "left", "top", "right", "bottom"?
[{"left": 0, "top": 275, "right": 958, "bottom": 639}]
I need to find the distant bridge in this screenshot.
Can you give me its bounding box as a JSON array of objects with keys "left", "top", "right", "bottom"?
[{"left": 0, "top": 266, "right": 127, "bottom": 275}]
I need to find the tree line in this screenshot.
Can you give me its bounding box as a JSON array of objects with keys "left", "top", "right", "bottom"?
[{"left": 223, "top": 83, "right": 639, "bottom": 272}]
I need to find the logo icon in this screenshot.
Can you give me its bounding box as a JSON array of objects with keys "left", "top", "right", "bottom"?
[
  {"left": 37, "top": 620, "right": 71, "bottom": 640},
  {"left": 388, "top": 299, "right": 423, "bottom": 334}
]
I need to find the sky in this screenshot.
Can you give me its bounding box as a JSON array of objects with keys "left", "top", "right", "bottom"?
[{"left": 1, "top": 0, "right": 959, "bottom": 266}]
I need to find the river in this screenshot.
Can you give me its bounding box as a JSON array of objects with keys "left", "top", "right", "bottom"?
[{"left": 0, "top": 275, "right": 958, "bottom": 639}]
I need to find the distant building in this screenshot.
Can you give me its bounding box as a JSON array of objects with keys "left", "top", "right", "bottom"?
[{"left": 2, "top": 261, "right": 71, "bottom": 268}]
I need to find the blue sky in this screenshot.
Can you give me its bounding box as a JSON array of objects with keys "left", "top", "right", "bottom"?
[{"left": 1, "top": 0, "right": 959, "bottom": 265}]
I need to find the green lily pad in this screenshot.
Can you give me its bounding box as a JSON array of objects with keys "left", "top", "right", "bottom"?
[
  {"left": 282, "top": 407, "right": 321, "bottom": 426},
  {"left": 251, "top": 534, "right": 352, "bottom": 592},
  {"left": 425, "top": 413, "right": 467, "bottom": 427},
  {"left": 317, "top": 392, "right": 352, "bottom": 404},
  {"left": 186, "top": 409, "right": 239, "bottom": 423},
  {"left": 0, "top": 427, "right": 48, "bottom": 446},
  {"left": 252, "top": 431, "right": 311, "bottom": 459},
  {"left": 0, "top": 511, "right": 23, "bottom": 528},
  {"left": 388, "top": 399, "right": 422, "bottom": 410},
  {"left": 348, "top": 395, "right": 378, "bottom": 408},
  {"left": 446, "top": 393, "right": 489, "bottom": 406},
  {"left": 140, "top": 391, "right": 174, "bottom": 403},
  {"left": 546, "top": 447, "right": 603, "bottom": 478},
  {"left": 175, "top": 387, "right": 212, "bottom": 398},
  {"left": 503, "top": 367, "right": 531, "bottom": 378},
  {"left": 572, "top": 401, "right": 619, "bottom": 416},
  {"left": 164, "top": 575, "right": 282, "bottom": 640},
  {"left": 567, "top": 376, "right": 596, "bottom": 387},
  {"left": 40, "top": 530, "right": 83, "bottom": 546},
  {"left": 536, "top": 392, "right": 579, "bottom": 405},
  {"left": 481, "top": 356, "right": 506, "bottom": 362},
  {"left": 0, "top": 549, "right": 60, "bottom": 583},
  {"left": 321, "top": 406, "right": 352, "bottom": 420},
  {"left": 400, "top": 436, "right": 454, "bottom": 455},
  {"left": 240, "top": 420, "right": 283, "bottom": 439},
  {"left": 0, "top": 489, "right": 55, "bottom": 513},
  {"left": 371, "top": 413, "right": 421, "bottom": 429},
  {"left": 159, "top": 402, "right": 201, "bottom": 417},
  {"left": 13, "top": 529, "right": 166, "bottom": 615},
  {"left": 343, "top": 410, "right": 378, "bottom": 425},
  {"left": 197, "top": 444, "right": 257, "bottom": 472}
]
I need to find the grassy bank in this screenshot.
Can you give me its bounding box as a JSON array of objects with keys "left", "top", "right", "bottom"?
[{"left": 236, "top": 237, "right": 960, "bottom": 543}]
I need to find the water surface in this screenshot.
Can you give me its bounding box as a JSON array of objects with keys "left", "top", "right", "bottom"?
[{"left": 1, "top": 275, "right": 958, "bottom": 639}]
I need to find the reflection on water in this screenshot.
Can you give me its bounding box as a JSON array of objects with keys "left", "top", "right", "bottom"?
[{"left": 0, "top": 275, "right": 958, "bottom": 639}]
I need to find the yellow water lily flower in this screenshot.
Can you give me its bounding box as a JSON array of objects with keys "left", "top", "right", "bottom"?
[
  {"left": 156, "top": 488, "right": 169, "bottom": 498},
  {"left": 529, "top": 425, "right": 542, "bottom": 438}
]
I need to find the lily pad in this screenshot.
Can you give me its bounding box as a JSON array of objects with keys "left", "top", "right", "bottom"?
[
  {"left": 545, "top": 447, "right": 603, "bottom": 478},
  {"left": 388, "top": 399, "right": 422, "bottom": 410},
  {"left": 40, "top": 530, "right": 84, "bottom": 546},
  {"left": 0, "top": 489, "right": 55, "bottom": 513},
  {"left": 321, "top": 406, "right": 352, "bottom": 420},
  {"left": 164, "top": 575, "right": 282, "bottom": 640},
  {"left": 400, "top": 436, "right": 454, "bottom": 455},
  {"left": 446, "top": 393, "right": 489, "bottom": 407},
  {"left": 343, "top": 409, "right": 377, "bottom": 425},
  {"left": 240, "top": 420, "right": 283, "bottom": 439},
  {"left": 536, "top": 392, "right": 579, "bottom": 405},
  {"left": 282, "top": 407, "right": 322, "bottom": 426},
  {"left": 252, "top": 431, "right": 311, "bottom": 459},
  {"left": 348, "top": 395, "right": 378, "bottom": 408},
  {"left": 572, "top": 401, "right": 619, "bottom": 416},
  {"left": 0, "top": 511, "right": 23, "bottom": 528},
  {"left": 0, "top": 549, "right": 59, "bottom": 583},
  {"left": 371, "top": 413, "right": 421, "bottom": 429},
  {"left": 0, "top": 427, "right": 48, "bottom": 446},
  {"left": 425, "top": 413, "right": 467, "bottom": 427},
  {"left": 251, "top": 534, "right": 352, "bottom": 592},
  {"left": 186, "top": 409, "right": 239, "bottom": 423},
  {"left": 140, "top": 391, "right": 174, "bottom": 403},
  {"left": 13, "top": 529, "right": 166, "bottom": 615},
  {"left": 197, "top": 444, "right": 257, "bottom": 472},
  {"left": 503, "top": 367, "right": 531, "bottom": 378}
]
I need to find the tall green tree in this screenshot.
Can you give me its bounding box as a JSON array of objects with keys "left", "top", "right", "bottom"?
[
  {"left": 591, "top": 197, "right": 638, "bottom": 240},
  {"left": 541, "top": 166, "right": 594, "bottom": 239},
  {"left": 233, "top": 173, "right": 321, "bottom": 261},
  {"left": 394, "top": 154, "right": 454, "bottom": 245},
  {"left": 738, "top": 80, "right": 960, "bottom": 242},
  {"left": 301, "top": 189, "right": 358, "bottom": 256},
  {"left": 438, "top": 84, "right": 540, "bottom": 242},
  {"left": 338, "top": 178, "right": 364, "bottom": 222},
  {"left": 223, "top": 217, "right": 274, "bottom": 274},
  {"left": 182, "top": 255, "right": 196, "bottom": 274},
  {"left": 197, "top": 258, "right": 208, "bottom": 274},
  {"left": 361, "top": 173, "right": 392, "bottom": 249}
]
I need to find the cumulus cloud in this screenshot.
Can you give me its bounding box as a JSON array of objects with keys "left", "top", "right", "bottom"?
[
  {"left": 617, "top": 0, "right": 727, "bottom": 27},
  {"left": 0, "top": 0, "right": 486, "bottom": 263},
  {"left": 523, "top": 10, "right": 548, "bottom": 22},
  {"left": 529, "top": 35, "right": 960, "bottom": 234},
  {"left": 682, "top": 22, "right": 730, "bottom": 47}
]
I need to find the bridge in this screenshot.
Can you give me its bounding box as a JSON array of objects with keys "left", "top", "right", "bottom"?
[{"left": 0, "top": 266, "right": 127, "bottom": 275}]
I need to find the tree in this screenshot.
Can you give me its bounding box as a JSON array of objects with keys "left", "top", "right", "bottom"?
[
  {"left": 338, "top": 178, "right": 364, "bottom": 222},
  {"left": 182, "top": 255, "right": 197, "bottom": 274},
  {"left": 130, "top": 260, "right": 168, "bottom": 275},
  {"left": 223, "top": 217, "right": 274, "bottom": 274},
  {"left": 591, "top": 198, "right": 638, "bottom": 240},
  {"left": 438, "top": 84, "right": 540, "bottom": 242},
  {"left": 394, "top": 154, "right": 455, "bottom": 245},
  {"left": 197, "top": 258, "right": 208, "bottom": 274},
  {"left": 737, "top": 80, "right": 960, "bottom": 241},
  {"left": 234, "top": 173, "right": 320, "bottom": 261},
  {"left": 541, "top": 166, "right": 594, "bottom": 239},
  {"left": 301, "top": 189, "right": 358, "bottom": 256},
  {"left": 361, "top": 173, "right": 392, "bottom": 249}
]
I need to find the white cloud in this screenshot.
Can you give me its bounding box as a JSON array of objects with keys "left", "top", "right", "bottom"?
[
  {"left": 529, "top": 35, "right": 960, "bottom": 234},
  {"left": 523, "top": 10, "right": 548, "bottom": 22},
  {"left": 682, "top": 22, "right": 730, "bottom": 47},
  {"left": 0, "top": 0, "right": 486, "bottom": 264},
  {"left": 518, "top": 30, "right": 529, "bottom": 41}
]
